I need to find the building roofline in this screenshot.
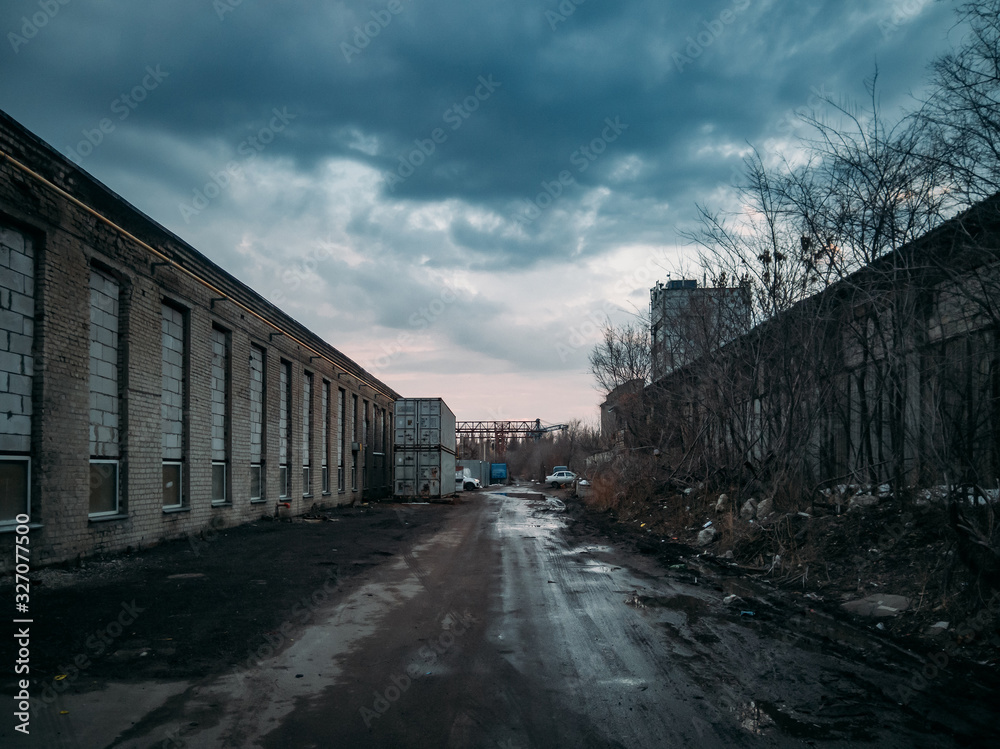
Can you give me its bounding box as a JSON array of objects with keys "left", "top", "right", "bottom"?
[{"left": 0, "top": 108, "right": 400, "bottom": 401}]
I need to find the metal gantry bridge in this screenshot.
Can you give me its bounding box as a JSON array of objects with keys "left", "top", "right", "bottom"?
[{"left": 456, "top": 419, "right": 568, "bottom": 458}]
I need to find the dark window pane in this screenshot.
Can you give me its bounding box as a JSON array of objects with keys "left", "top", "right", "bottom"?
[
  {"left": 163, "top": 463, "right": 182, "bottom": 507},
  {"left": 212, "top": 463, "right": 226, "bottom": 503},
  {"left": 89, "top": 462, "right": 118, "bottom": 515},
  {"left": 250, "top": 465, "right": 262, "bottom": 500},
  {"left": 0, "top": 459, "right": 29, "bottom": 522}
]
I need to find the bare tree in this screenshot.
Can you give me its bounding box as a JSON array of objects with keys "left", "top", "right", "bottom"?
[
  {"left": 679, "top": 145, "right": 843, "bottom": 491},
  {"left": 597, "top": 0, "right": 1000, "bottom": 514},
  {"left": 588, "top": 320, "right": 650, "bottom": 395},
  {"left": 782, "top": 76, "right": 950, "bottom": 495},
  {"left": 922, "top": 0, "right": 1000, "bottom": 203}
]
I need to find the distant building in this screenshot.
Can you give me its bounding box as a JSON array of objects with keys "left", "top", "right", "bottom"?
[
  {"left": 599, "top": 378, "right": 645, "bottom": 447},
  {"left": 649, "top": 279, "right": 750, "bottom": 381}
]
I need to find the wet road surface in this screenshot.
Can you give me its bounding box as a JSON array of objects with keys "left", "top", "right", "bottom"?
[{"left": 25, "top": 489, "right": 1000, "bottom": 747}]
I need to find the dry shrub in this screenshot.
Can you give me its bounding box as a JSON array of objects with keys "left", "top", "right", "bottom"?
[
  {"left": 587, "top": 474, "right": 620, "bottom": 511},
  {"left": 585, "top": 453, "right": 661, "bottom": 518}
]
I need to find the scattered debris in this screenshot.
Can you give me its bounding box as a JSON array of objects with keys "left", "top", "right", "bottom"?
[
  {"left": 848, "top": 494, "right": 879, "bottom": 510},
  {"left": 625, "top": 590, "right": 645, "bottom": 608},
  {"left": 926, "top": 621, "right": 950, "bottom": 636},
  {"left": 756, "top": 498, "right": 774, "bottom": 519},
  {"left": 766, "top": 554, "right": 781, "bottom": 574},
  {"left": 840, "top": 594, "right": 911, "bottom": 618},
  {"left": 735, "top": 700, "right": 774, "bottom": 735},
  {"left": 697, "top": 527, "right": 718, "bottom": 546}
]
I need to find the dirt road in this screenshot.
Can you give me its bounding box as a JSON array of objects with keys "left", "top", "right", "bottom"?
[{"left": 5, "top": 488, "right": 999, "bottom": 747}]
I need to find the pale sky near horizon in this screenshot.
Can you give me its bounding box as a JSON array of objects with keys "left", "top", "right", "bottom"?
[{"left": 0, "top": 0, "right": 963, "bottom": 425}]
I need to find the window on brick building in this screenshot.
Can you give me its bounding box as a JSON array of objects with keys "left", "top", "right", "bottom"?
[
  {"left": 89, "top": 266, "right": 122, "bottom": 517},
  {"left": 162, "top": 302, "right": 187, "bottom": 509},
  {"left": 210, "top": 326, "right": 230, "bottom": 505},
  {"left": 279, "top": 360, "right": 291, "bottom": 498},
  {"left": 321, "top": 380, "right": 330, "bottom": 494},
  {"left": 0, "top": 457, "right": 30, "bottom": 525},
  {"left": 338, "top": 387, "right": 345, "bottom": 492},
  {"left": 302, "top": 371, "right": 312, "bottom": 496},
  {"left": 249, "top": 344, "right": 265, "bottom": 501},
  {"left": 1, "top": 224, "right": 34, "bottom": 525},
  {"left": 351, "top": 393, "right": 358, "bottom": 491}
]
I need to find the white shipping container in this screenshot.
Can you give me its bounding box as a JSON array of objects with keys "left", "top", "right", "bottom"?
[
  {"left": 393, "top": 447, "right": 456, "bottom": 499},
  {"left": 393, "top": 397, "right": 456, "bottom": 450}
]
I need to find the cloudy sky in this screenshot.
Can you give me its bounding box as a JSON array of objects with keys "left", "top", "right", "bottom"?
[{"left": 0, "top": 0, "right": 964, "bottom": 425}]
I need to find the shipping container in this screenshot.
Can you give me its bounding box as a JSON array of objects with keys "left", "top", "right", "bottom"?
[
  {"left": 394, "top": 397, "right": 457, "bottom": 449},
  {"left": 394, "top": 448, "right": 456, "bottom": 499},
  {"left": 491, "top": 463, "right": 509, "bottom": 484},
  {"left": 456, "top": 459, "right": 490, "bottom": 487},
  {"left": 394, "top": 398, "right": 457, "bottom": 500}
]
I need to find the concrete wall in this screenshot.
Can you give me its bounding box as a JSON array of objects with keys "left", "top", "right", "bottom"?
[
  {"left": 648, "top": 197, "right": 1000, "bottom": 491},
  {"left": 0, "top": 111, "right": 398, "bottom": 569}
]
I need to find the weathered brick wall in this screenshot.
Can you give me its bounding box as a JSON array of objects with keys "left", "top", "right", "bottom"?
[
  {"left": 0, "top": 111, "right": 399, "bottom": 570},
  {"left": 0, "top": 226, "right": 33, "bottom": 454}
]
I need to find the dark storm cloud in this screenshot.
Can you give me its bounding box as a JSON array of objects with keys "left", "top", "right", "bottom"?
[
  {"left": 4, "top": 1, "right": 952, "bottom": 220},
  {"left": 0, "top": 0, "right": 961, "bottom": 403}
]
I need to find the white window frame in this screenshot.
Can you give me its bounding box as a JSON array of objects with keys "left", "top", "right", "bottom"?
[
  {"left": 163, "top": 460, "right": 184, "bottom": 510},
  {"left": 88, "top": 458, "right": 120, "bottom": 518},
  {"left": 302, "top": 372, "right": 312, "bottom": 497},
  {"left": 250, "top": 463, "right": 263, "bottom": 502},
  {"left": 338, "top": 388, "right": 346, "bottom": 492},
  {"left": 212, "top": 461, "right": 228, "bottom": 505},
  {"left": 322, "top": 380, "right": 330, "bottom": 494},
  {"left": 279, "top": 464, "right": 289, "bottom": 499}
]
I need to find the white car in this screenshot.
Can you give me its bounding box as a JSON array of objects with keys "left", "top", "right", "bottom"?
[
  {"left": 455, "top": 471, "right": 480, "bottom": 491},
  {"left": 545, "top": 470, "right": 576, "bottom": 488}
]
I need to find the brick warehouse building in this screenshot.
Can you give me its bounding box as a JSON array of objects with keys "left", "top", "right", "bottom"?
[{"left": 0, "top": 110, "right": 399, "bottom": 570}]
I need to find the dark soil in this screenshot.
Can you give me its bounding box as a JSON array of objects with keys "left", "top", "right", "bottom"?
[{"left": 0, "top": 501, "right": 451, "bottom": 694}]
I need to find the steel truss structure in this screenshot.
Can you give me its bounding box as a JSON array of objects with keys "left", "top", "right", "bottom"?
[{"left": 456, "top": 419, "right": 567, "bottom": 457}]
